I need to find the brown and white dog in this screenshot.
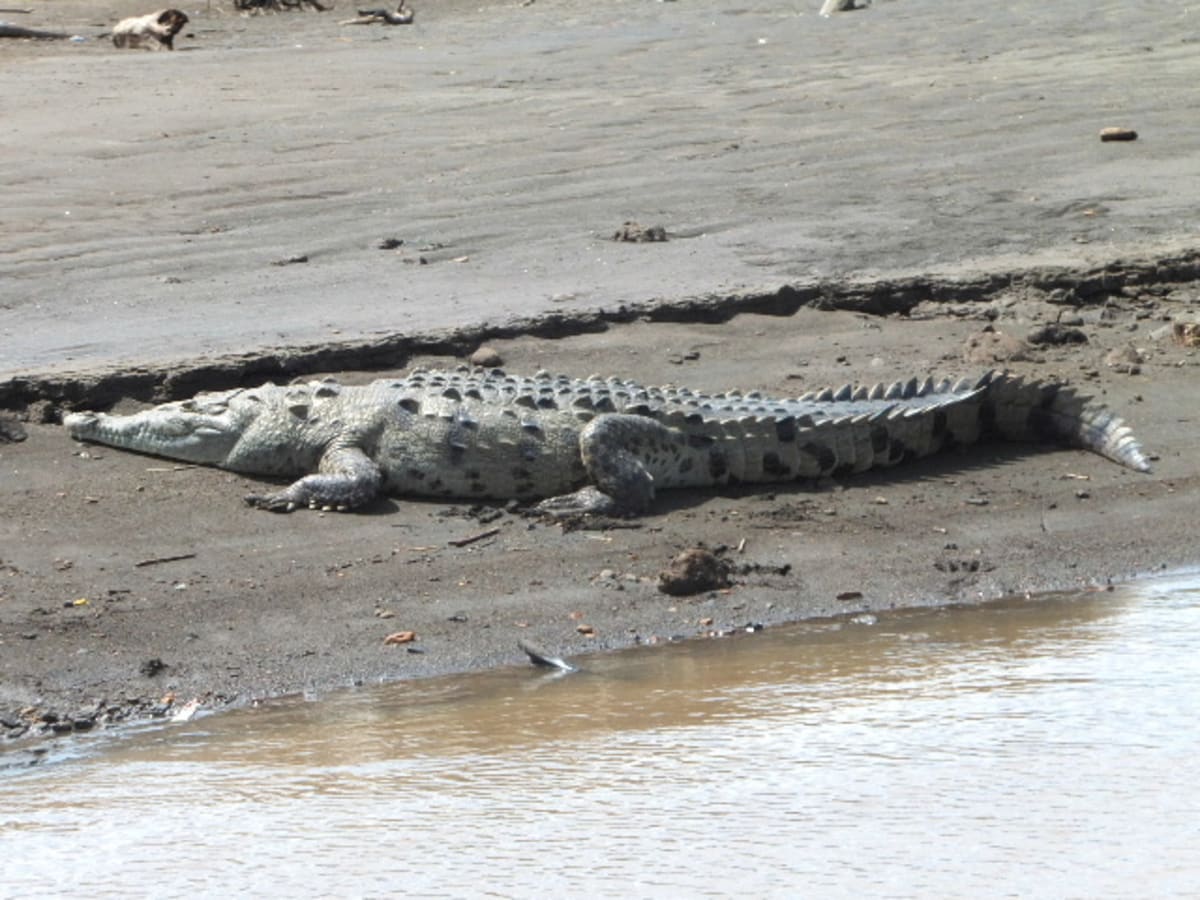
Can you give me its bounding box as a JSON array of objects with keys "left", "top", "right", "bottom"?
[{"left": 111, "top": 9, "right": 189, "bottom": 50}]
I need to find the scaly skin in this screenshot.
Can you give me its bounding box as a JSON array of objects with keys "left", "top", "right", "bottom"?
[{"left": 62, "top": 367, "right": 1151, "bottom": 515}]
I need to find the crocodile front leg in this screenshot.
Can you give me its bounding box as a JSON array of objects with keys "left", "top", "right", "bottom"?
[
  {"left": 245, "top": 445, "right": 383, "bottom": 512},
  {"left": 536, "top": 414, "right": 673, "bottom": 516}
]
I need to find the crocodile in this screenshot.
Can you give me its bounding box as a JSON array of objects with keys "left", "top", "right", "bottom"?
[{"left": 63, "top": 367, "right": 1150, "bottom": 515}]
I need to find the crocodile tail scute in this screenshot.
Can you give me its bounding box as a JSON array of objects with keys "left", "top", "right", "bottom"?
[{"left": 983, "top": 372, "right": 1152, "bottom": 472}]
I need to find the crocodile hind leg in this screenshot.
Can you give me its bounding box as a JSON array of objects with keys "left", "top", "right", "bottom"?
[
  {"left": 536, "top": 414, "right": 680, "bottom": 516},
  {"left": 245, "top": 445, "right": 383, "bottom": 512}
]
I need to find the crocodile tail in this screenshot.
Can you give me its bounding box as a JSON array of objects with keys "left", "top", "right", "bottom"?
[{"left": 980, "top": 371, "right": 1152, "bottom": 472}]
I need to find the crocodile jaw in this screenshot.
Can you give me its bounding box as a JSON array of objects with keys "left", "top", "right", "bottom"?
[{"left": 64, "top": 404, "right": 243, "bottom": 465}]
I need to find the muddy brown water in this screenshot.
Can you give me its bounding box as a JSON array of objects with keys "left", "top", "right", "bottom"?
[{"left": 2, "top": 575, "right": 1197, "bottom": 897}]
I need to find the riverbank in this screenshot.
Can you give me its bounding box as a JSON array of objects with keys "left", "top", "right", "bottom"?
[
  {"left": 3, "top": 293, "right": 1198, "bottom": 742},
  {"left": 2, "top": 0, "right": 1198, "bottom": 744}
]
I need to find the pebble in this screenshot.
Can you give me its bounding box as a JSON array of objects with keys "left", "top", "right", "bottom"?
[
  {"left": 469, "top": 346, "right": 503, "bottom": 367},
  {"left": 1099, "top": 127, "right": 1138, "bottom": 142},
  {"left": 962, "top": 329, "right": 1031, "bottom": 364}
]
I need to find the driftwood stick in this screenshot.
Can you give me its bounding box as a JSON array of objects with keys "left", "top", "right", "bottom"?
[
  {"left": 447, "top": 527, "right": 500, "bottom": 548},
  {"left": 134, "top": 552, "right": 198, "bottom": 568},
  {"left": 0, "top": 23, "right": 70, "bottom": 39}
]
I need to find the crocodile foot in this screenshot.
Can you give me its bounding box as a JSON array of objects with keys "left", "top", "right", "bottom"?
[
  {"left": 534, "top": 486, "right": 625, "bottom": 517},
  {"left": 244, "top": 491, "right": 301, "bottom": 513}
]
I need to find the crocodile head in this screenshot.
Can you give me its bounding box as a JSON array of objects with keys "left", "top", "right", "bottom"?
[{"left": 64, "top": 387, "right": 264, "bottom": 465}]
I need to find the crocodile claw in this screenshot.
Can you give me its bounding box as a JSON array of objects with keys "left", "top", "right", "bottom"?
[{"left": 244, "top": 492, "right": 297, "bottom": 513}]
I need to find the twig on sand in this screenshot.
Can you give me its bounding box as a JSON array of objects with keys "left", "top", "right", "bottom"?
[
  {"left": 447, "top": 527, "right": 500, "bottom": 548},
  {"left": 134, "top": 553, "right": 198, "bottom": 568},
  {"left": 0, "top": 23, "right": 70, "bottom": 39}
]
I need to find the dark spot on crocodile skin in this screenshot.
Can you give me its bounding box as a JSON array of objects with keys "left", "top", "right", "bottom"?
[
  {"left": 573, "top": 396, "right": 594, "bottom": 410},
  {"left": 430, "top": 477, "right": 444, "bottom": 492},
  {"left": 1028, "top": 384, "right": 1064, "bottom": 441},
  {"left": 407, "top": 467, "right": 426, "bottom": 482},
  {"left": 802, "top": 441, "right": 837, "bottom": 474},
  {"left": 629, "top": 403, "right": 653, "bottom": 417},
  {"left": 709, "top": 450, "right": 728, "bottom": 480},
  {"left": 515, "top": 395, "right": 538, "bottom": 409},
  {"left": 448, "top": 442, "right": 467, "bottom": 464},
  {"left": 762, "top": 451, "right": 790, "bottom": 477},
  {"left": 515, "top": 482, "right": 536, "bottom": 496},
  {"left": 521, "top": 420, "right": 542, "bottom": 434},
  {"left": 888, "top": 438, "right": 910, "bottom": 463},
  {"left": 398, "top": 398, "right": 421, "bottom": 414},
  {"left": 870, "top": 425, "right": 888, "bottom": 455},
  {"left": 687, "top": 433, "right": 715, "bottom": 449},
  {"left": 536, "top": 397, "right": 556, "bottom": 409},
  {"left": 464, "top": 469, "right": 481, "bottom": 481},
  {"left": 464, "top": 388, "right": 483, "bottom": 401},
  {"left": 470, "top": 481, "right": 486, "bottom": 494},
  {"left": 978, "top": 399, "right": 997, "bottom": 434},
  {"left": 932, "top": 409, "right": 947, "bottom": 437},
  {"left": 593, "top": 397, "right": 616, "bottom": 413},
  {"left": 519, "top": 441, "right": 540, "bottom": 462},
  {"left": 685, "top": 413, "right": 704, "bottom": 426},
  {"left": 775, "top": 417, "right": 797, "bottom": 443},
  {"left": 678, "top": 457, "right": 694, "bottom": 475},
  {"left": 512, "top": 466, "right": 533, "bottom": 481}
]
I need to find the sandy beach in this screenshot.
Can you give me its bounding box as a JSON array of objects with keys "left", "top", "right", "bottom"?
[{"left": 1, "top": 0, "right": 1197, "bottom": 743}]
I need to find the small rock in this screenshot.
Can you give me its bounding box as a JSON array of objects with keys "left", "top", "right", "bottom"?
[
  {"left": 658, "top": 547, "right": 732, "bottom": 596},
  {"left": 140, "top": 658, "right": 167, "bottom": 677},
  {"left": 469, "top": 346, "right": 504, "bottom": 368},
  {"left": 613, "top": 221, "right": 668, "bottom": 243},
  {"left": 383, "top": 630, "right": 416, "bottom": 645},
  {"left": 1099, "top": 127, "right": 1138, "bottom": 142},
  {"left": 1148, "top": 324, "right": 1175, "bottom": 342},
  {"left": 962, "top": 329, "right": 1031, "bottom": 364},
  {"left": 1173, "top": 321, "right": 1200, "bottom": 347},
  {"left": 1104, "top": 344, "right": 1144, "bottom": 374},
  {"left": 1027, "top": 323, "right": 1088, "bottom": 346},
  {"left": 0, "top": 415, "right": 27, "bottom": 443}
]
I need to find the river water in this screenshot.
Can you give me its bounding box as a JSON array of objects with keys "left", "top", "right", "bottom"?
[{"left": 2, "top": 575, "right": 1197, "bottom": 898}]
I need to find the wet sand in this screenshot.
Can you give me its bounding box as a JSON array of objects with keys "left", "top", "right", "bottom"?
[{"left": 1, "top": 0, "right": 1198, "bottom": 741}]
